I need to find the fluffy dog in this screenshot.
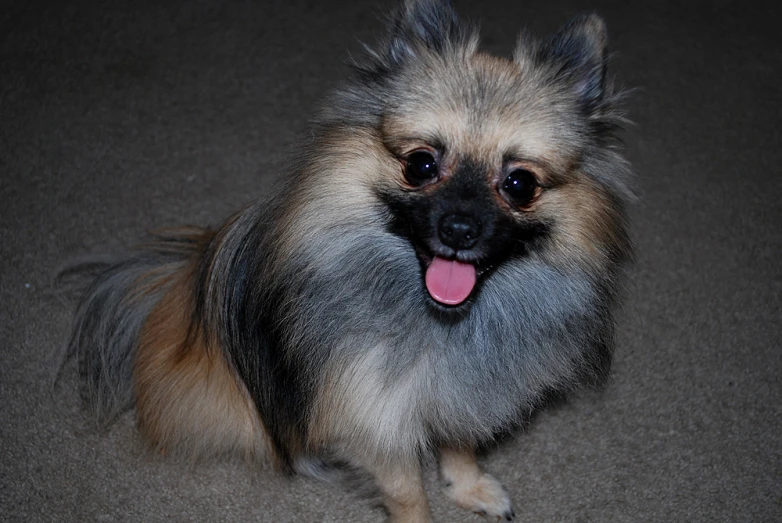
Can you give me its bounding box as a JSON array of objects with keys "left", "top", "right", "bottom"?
[{"left": 64, "top": 1, "right": 632, "bottom": 520}]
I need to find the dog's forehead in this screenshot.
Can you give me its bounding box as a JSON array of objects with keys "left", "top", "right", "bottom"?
[{"left": 387, "top": 53, "right": 582, "bottom": 167}]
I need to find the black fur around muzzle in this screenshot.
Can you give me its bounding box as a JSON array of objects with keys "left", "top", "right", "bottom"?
[{"left": 379, "top": 159, "right": 547, "bottom": 273}]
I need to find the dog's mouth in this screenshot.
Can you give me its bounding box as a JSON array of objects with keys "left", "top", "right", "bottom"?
[
  {"left": 424, "top": 256, "right": 477, "bottom": 306},
  {"left": 413, "top": 246, "right": 492, "bottom": 307}
]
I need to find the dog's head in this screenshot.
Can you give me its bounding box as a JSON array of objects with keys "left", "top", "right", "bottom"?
[{"left": 297, "top": 0, "right": 631, "bottom": 308}]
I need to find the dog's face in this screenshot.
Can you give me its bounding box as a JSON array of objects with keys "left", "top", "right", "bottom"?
[
  {"left": 377, "top": 50, "right": 595, "bottom": 306},
  {"left": 291, "top": 3, "right": 630, "bottom": 309}
]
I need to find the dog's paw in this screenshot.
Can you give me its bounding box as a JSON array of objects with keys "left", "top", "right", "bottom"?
[{"left": 445, "top": 472, "right": 514, "bottom": 521}]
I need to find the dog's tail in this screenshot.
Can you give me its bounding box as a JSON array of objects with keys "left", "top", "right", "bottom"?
[
  {"left": 60, "top": 225, "right": 270, "bottom": 461},
  {"left": 59, "top": 227, "right": 214, "bottom": 424}
]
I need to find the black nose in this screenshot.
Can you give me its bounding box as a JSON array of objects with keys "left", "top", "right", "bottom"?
[{"left": 438, "top": 214, "right": 482, "bottom": 250}]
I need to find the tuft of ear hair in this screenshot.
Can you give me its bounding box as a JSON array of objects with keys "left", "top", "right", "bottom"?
[
  {"left": 537, "top": 14, "right": 609, "bottom": 112},
  {"left": 389, "top": 0, "right": 464, "bottom": 60},
  {"left": 360, "top": 0, "right": 477, "bottom": 77}
]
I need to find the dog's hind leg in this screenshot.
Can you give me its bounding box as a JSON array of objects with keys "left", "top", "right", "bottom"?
[{"left": 134, "top": 268, "right": 270, "bottom": 462}]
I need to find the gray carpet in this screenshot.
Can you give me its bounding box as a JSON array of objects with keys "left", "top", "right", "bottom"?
[{"left": 2, "top": 0, "right": 780, "bottom": 521}]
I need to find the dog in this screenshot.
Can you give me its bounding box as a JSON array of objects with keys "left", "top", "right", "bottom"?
[{"left": 63, "top": 0, "right": 632, "bottom": 520}]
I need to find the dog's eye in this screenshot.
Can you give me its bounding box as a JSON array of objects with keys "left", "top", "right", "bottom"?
[
  {"left": 502, "top": 169, "right": 538, "bottom": 208},
  {"left": 404, "top": 151, "right": 438, "bottom": 185}
]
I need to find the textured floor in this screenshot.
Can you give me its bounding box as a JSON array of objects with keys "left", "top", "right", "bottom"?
[{"left": 1, "top": 1, "right": 780, "bottom": 521}]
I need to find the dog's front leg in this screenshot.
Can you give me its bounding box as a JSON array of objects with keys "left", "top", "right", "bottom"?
[
  {"left": 439, "top": 447, "right": 514, "bottom": 520},
  {"left": 365, "top": 455, "right": 431, "bottom": 523}
]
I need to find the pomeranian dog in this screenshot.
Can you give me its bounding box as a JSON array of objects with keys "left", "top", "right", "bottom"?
[{"left": 64, "top": 0, "right": 631, "bottom": 520}]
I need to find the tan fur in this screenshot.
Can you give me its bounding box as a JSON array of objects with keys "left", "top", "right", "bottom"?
[
  {"left": 362, "top": 453, "right": 431, "bottom": 523},
  {"left": 271, "top": 129, "right": 397, "bottom": 266},
  {"left": 134, "top": 266, "right": 270, "bottom": 463},
  {"left": 382, "top": 53, "right": 580, "bottom": 176},
  {"left": 540, "top": 175, "right": 626, "bottom": 272},
  {"left": 439, "top": 448, "right": 512, "bottom": 518}
]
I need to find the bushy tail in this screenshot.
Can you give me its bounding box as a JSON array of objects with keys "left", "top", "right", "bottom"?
[{"left": 58, "top": 227, "right": 214, "bottom": 423}]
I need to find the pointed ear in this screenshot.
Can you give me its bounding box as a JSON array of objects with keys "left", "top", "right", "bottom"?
[
  {"left": 386, "top": 0, "right": 474, "bottom": 65},
  {"left": 538, "top": 14, "right": 609, "bottom": 110}
]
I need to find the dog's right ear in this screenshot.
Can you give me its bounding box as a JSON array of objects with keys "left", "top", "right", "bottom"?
[{"left": 360, "top": 0, "right": 477, "bottom": 77}]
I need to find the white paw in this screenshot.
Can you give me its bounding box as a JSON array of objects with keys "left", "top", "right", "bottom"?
[{"left": 445, "top": 472, "right": 515, "bottom": 521}]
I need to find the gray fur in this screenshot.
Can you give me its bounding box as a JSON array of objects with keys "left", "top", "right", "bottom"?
[{"left": 258, "top": 204, "right": 612, "bottom": 447}]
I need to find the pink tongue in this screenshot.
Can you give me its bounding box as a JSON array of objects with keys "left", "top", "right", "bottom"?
[{"left": 425, "top": 256, "right": 477, "bottom": 306}]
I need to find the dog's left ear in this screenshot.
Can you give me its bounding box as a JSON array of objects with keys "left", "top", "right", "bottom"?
[{"left": 536, "top": 14, "right": 609, "bottom": 111}]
